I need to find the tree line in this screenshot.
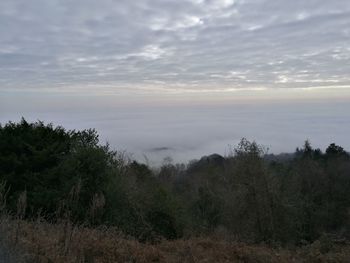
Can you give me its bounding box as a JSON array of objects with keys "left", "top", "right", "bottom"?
[{"left": 0, "top": 118, "right": 349, "bottom": 245}]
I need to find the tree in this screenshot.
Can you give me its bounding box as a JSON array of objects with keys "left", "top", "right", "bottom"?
[
  {"left": 0, "top": 119, "right": 117, "bottom": 221},
  {"left": 227, "top": 139, "right": 276, "bottom": 242}
]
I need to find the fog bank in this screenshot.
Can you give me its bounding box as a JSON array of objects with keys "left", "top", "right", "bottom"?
[{"left": 1, "top": 94, "right": 349, "bottom": 165}]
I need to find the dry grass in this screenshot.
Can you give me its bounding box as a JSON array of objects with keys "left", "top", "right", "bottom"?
[{"left": 0, "top": 216, "right": 349, "bottom": 263}]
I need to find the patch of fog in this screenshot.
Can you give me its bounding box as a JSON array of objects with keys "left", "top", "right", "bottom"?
[{"left": 1, "top": 100, "right": 349, "bottom": 165}]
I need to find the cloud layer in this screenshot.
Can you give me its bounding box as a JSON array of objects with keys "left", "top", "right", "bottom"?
[
  {"left": 1, "top": 96, "right": 349, "bottom": 164},
  {"left": 1, "top": 0, "right": 350, "bottom": 94}
]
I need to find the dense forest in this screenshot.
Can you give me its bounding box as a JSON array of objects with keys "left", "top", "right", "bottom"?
[{"left": 0, "top": 118, "right": 349, "bottom": 247}]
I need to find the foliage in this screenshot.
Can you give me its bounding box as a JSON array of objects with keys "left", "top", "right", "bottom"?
[{"left": 0, "top": 119, "right": 350, "bottom": 244}]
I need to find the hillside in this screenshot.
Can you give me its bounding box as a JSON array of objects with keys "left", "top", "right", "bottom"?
[{"left": 0, "top": 119, "right": 350, "bottom": 262}]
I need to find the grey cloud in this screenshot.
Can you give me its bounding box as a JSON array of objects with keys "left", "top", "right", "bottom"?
[
  {"left": 1, "top": 0, "right": 350, "bottom": 163},
  {"left": 0, "top": 0, "right": 350, "bottom": 92}
]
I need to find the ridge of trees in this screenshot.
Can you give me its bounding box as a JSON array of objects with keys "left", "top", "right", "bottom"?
[{"left": 0, "top": 118, "right": 349, "bottom": 244}]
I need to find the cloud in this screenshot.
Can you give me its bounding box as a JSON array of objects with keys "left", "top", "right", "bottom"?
[
  {"left": 0, "top": 0, "right": 349, "bottom": 95},
  {"left": 1, "top": 0, "right": 350, "bottom": 163}
]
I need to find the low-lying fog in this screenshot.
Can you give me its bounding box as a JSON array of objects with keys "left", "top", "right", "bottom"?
[{"left": 1, "top": 94, "right": 349, "bottom": 166}]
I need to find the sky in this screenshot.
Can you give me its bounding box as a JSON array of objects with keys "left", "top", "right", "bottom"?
[{"left": 1, "top": 0, "right": 350, "bottom": 163}]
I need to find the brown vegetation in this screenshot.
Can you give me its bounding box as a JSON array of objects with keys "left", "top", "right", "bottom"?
[{"left": 1, "top": 216, "right": 350, "bottom": 263}]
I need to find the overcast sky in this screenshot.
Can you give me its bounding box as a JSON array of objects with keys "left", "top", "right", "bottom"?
[
  {"left": 1, "top": 0, "right": 350, "bottom": 162},
  {"left": 1, "top": 0, "right": 350, "bottom": 94}
]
